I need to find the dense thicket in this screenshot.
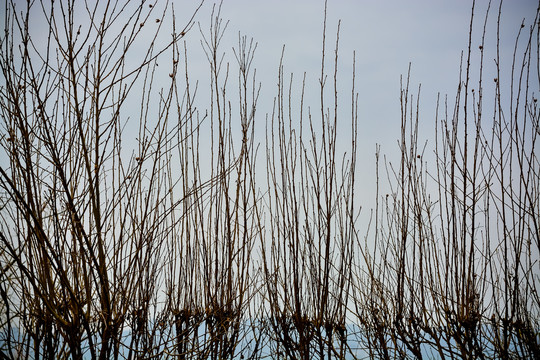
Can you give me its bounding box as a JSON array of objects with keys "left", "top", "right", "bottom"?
[{"left": 0, "top": 1, "right": 538, "bottom": 359}]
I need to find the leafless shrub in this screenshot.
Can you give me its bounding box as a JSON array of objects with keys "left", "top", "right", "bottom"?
[
  {"left": 353, "top": 1, "right": 540, "bottom": 359},
  {"left": 260, "top": 4, "right": 357, "bottom": 359},
  {"left": 0, "top": 0, "right": 202, "bottom": 358},
  {"left": 0, "top": 0, "right": 538, "bottom": 359}
]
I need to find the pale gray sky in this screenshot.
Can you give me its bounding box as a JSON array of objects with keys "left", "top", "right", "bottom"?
[
  {"left": 4, "top": 0, "right": 537, "bottom": 217},
  {"left": 180, "top": 0, "right": 538, "bottom": 209}
]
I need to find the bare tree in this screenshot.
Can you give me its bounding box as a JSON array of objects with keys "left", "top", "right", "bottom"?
[
  {"left": 0, "top": 0, "right": 538, "bottom": 359},
  {"left": 352, "top": 1, "right": 540, "bottom": 359},
  {"left": 159, "top": 4, "right": 262, "bottom": 359},
  {"left": 0, "top": 0, "right": 202, "bottom": 358},
  {"left": 260, "top": 3, "right": 358, "bottom": 359}
]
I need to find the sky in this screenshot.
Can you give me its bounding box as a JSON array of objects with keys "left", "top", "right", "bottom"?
[
  {"left": 2, "top": 0, "right": 538, "bottom": 220},
  {"left": 196, "top": 0, "right": 535, "bottom": 135},
  {"left": 175, "top": 0, "right": 538, "bottom": 210}
]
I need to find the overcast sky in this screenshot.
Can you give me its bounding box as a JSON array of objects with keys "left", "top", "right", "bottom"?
[
  {"left": 194, "top": 0, "right": 536, "bottom": 135},
  {"left": 6, "top": 0, "right": 537, "bottom": 216},
  {"left": 175, "top": 0, "right": 538, "bottom": 207}
]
